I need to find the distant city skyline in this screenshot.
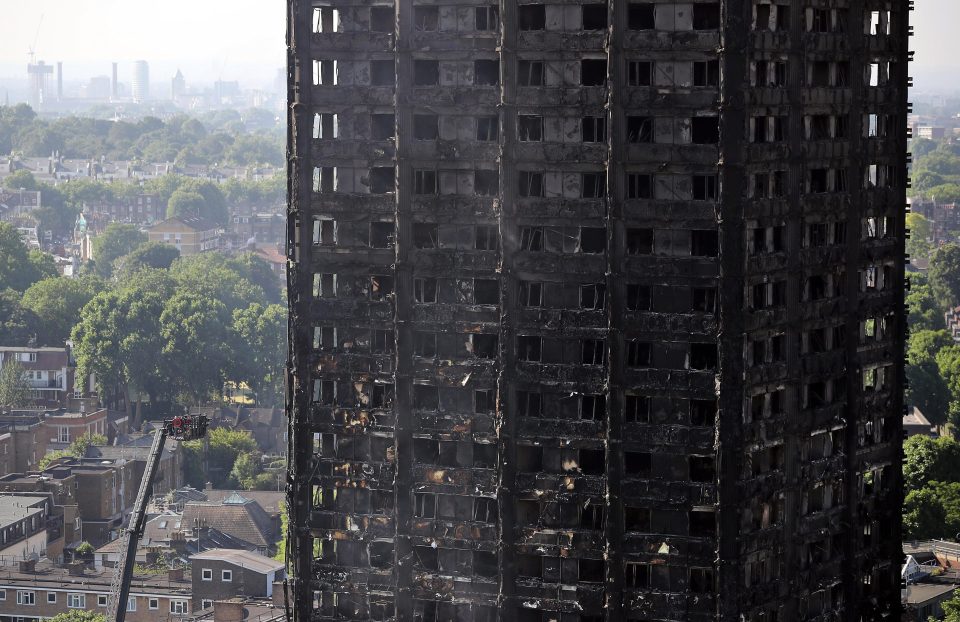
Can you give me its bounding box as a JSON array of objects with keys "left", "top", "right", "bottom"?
[
  {"left": 0, "top": 0, "right": 284, "bottom": 86},
  {"left": 0, "top": 0, "right": 959, "bottom": 93}
]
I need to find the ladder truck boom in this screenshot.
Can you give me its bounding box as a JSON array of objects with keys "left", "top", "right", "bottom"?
[{"left": 106, "top": 415, "right": 209, "bottom": 622}]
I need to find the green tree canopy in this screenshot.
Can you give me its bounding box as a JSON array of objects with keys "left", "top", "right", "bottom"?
[
  {"left": 906, "top": 212, "right": 934, "bottom": 261},
  {"left": 232, "top": 303, "right": 286, "bottom": 406},
  {"left": 0, "top": 360, "right": 28, "bottom": 408},
  {"left": 91, "top": 223, "right": 147, "bottom": 278},
  {"left": 159, "top": 291, "right": 232, "bottom": 405},
  {"left": 183, "top": 427, "right": 259, "bottom": 488},
  {"left": 904, "top": 435, "right": 960, "bottom": 492},
  {"left": 229, "top": 451, "right": 263, "bottom": 490},
  {"left": 5, "top": 170, "right": 38, "bottom": 191},
  {"left": 0, "top": 289, "right": 39, "bottom": 346},
  {"left": 48, "top": 610, "right": 105, "bottom": 622},
  {"left": 907, "top": 273, "right": 946, "bottom": 331},
  {"left": 0, "top": 222, "right": 57, "bottom": 292},
  {"left": 166, "top": 189, "right": 207, "bottom": 220},
  {"left": 930, "top": 244, "right": 960, "bottom": 308},
  {"left": 906, "top": 362, "right": 951, "bottom": 426},
  {"left": 908, "top": 329, "right": 954, "bottom": 365},
  {"left": 904, "top": 486, "right": 950, "bottom": 540},
  {"left": 21, "top": 276, "right": 103, "bottom": 346},
  {"left": 112, "top": 241, "right": 180, "bottom": 279}
]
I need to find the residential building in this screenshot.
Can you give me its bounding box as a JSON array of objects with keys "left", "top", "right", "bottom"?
[
  {"left": 182, "top": 493, "right": 279, "bottom": 556},
  {"left": 133, "top": 60, "right": 150, "bottom": 102},
  {"left": 190, "top": 549, "right": 285, "bottom": 610},
  {"left": 0, "top": 496, "right": 52, "bottom": 565},
  {"left": 904, "top": 407, "right": 937, "bottom": 438},
  {"left": 0, "top": 347, "right": 81, "bottom": 408},
  {"left": 0, "top": 476, "right": 79, "bottom": 561},
  {"left": 86, "top": 194, "right": 164, "bottom": 224},
  {"left": 93, "top": 513, "right": 259, "bottom": 570},
  {"left": 0, "top": 560, "right": 193, "bottom": 622},
  {"left": 44, "top": 408, "right": 109, "bottom": 445},
  {"left": 148, "top": 216, "right": 222, "bottom": 255},
  {"left": 0, "top": 414, "right": 50, "bottom": 475},
  {"left": 287, "top": 1, "right": 908, "bottom": 621}
]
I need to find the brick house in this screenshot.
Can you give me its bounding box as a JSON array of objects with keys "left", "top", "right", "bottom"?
[
  {"left": 190, "top": 549, "right": 284, "bottom": 610},
  {"left": 0, "top": 560, "right": 193, "bottom": 622},
  {"left": 148, "top": 216, "right": 221, "bottom": 255},
  {"left": 0, "top": 347, "right": 80, "bottom": 408}
]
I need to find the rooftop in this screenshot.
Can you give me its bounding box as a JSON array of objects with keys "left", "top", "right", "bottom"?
[
  {"left": 190, "top": 549, "right": 284, "bottom": 575},
  {"left": 0, "top": 496, "right": 46, "bottom": 526},
  {"left": 0, "top": 561, "right": 191, "bottom": 595},
  {"left": 905, "top": 582, "right": 959, "bottom": 605}
]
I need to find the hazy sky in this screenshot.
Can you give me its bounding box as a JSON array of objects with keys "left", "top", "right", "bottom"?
[
  {"left": 0, "top": 0, "right": 956, "bottom": 90},
  {"left": 0, "top": 0, "right": 285, "bottom": 86}
]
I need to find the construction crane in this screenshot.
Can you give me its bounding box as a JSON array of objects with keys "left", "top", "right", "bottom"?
[
  {"left": 27, "top": 14, "right": 44, "bottom": 65},
  {"left": 105, "top": 415, "right": 209, "bottom": 622}
]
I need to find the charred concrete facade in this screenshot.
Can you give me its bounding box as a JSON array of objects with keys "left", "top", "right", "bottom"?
[{"left": 287, "top": 1, "right": 908, "bottom": 621}]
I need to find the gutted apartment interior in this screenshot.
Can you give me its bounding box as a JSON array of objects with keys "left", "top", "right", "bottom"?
[{"left": 287, "top": 1, "right": 908, "bottom": 620}]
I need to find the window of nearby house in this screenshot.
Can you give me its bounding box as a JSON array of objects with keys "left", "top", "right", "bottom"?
[
  {"left": 202, "top": 600, "right": 213, "bottom": 610},
  {"left": 201, "top": 568, "right": 213, "bottom": 581},
  {"left": 68, "top": 593, "right": 85, "bottom": 608},
  {"left": 149, "top": 598, "right": 159, "bottom": 610},
  {"left": 127, "top": 597, "right": 136, "bottom": 612},
  {"left": 0, "top": 590, "right": 6, "bottom": 601},
  {"left": 16, "top": 591, "right": 35, "bottom": 606},
  {"left": 58, "top": 427, "right": 69, "bottom": 443},
  {"left": 222, "top": 570, "right": 233, "bottom": 582},
  {"left": 46, "top": 592, "right": 55, "bottom": 603},
  {"left": 170, "top": 600, "right": 188, "bottom": 614},
  {"left": 98, "top": 595, "right": 108, "bottom": 607}
]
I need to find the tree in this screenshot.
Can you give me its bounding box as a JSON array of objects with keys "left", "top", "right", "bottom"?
[
  {"left": 183, "top": 427, "right": 258, "bottom": 488},
  {"left": 0, "top": 289, "right": 39, "bottom": 346},
  {"left": 229, "top": 452, "right": 263, "bottom": 489},
  {"left": 166, "top": 189, "right": 208, "bottom": 220},
  {"left": 232, "top": 303, "right": 286, "bottom": 406},
  {"left": 943, "top": 593, "right": 960, "bottom": 622},
  {"left": 929, "top": 183, "right": 960, "bottom": 205},
  {"left": 930, "top": 244, "right": 960, "bottom": 308},
  {"left": 91, "top": 223, "right": 147, "bottom": 278},
  {"left": 0, "top": 222, "right": 56, "bottom": 292},
  {"left": 112, "top": 242, "right": 180, "bottom": 279},
  {"left": 48, "top": 609, "right": 104, "bottom": 622},
  {"left": 937, "top": 346, "right": 960, "bottom": 430},
  {"left": 71, "top": 270, "right": 177, "bottom": 422},
  {"left": 906, "top": 213, "right": 934, "bottom": 261},
  {"left": 0, "top": 360, "right": 28, "bottom": 408},
  {"left": 904, "top": 487, "right": 949, "bottom": 540},
  {"left": 230, "top": 253, "right": 283, "bottom": 304},
  {"left": 4, "top": 170, "right": 38, "bottom": 191},
  {"left": 908, "top": 274, "right": 946, "bottom": 331},
  {"left": 159, "top": 291, "right": 232, "bottom": 405},
  {"left": 908, "top": 329, "right": 953, "bottom": 365},
  {"left": 21, "top": 276, "right": 103, "bottom": 346},
  {"left": 906, "top": 362, "right": 951, "bottom": 426},
  {"left": 904, "top": 435, "right": 960, "bottom": 492},
  {"left": 912, "top": 137, "right": 938, "bottom": 158},
  {"left": 170, "top": 253, "right": 265, "bottom": 315}
]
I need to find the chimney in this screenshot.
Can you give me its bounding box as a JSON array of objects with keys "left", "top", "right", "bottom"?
[
  {"left": 167, "top": 567, "right": 184, "bottom": 581},
  {"left": 18, "top": 559, "right": 36, "bottom": 573},
  {"left": 272, "top": 582, "right": 287, "bottom": 608},
  {"left": 67, "top": 562, "right": 85, "bottom": 576},
  {"left": 212, "top": 600, "right": 244, "bottom": 622}
]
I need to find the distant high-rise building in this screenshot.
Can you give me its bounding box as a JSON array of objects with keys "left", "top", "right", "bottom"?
[
  {"left": 111, "top": 62, "right": 119, "bottom": 99},
  {"left": 132, "top": 60, "right": 150, "bottom": 102},
  {"left": 171, "top": 69, "right": 186, "bottom": 100},
  {"left": 56, "top": 62, "right": 63, "bottom": 101},
  {"left": 26, "top": 61, "right": 53, "bottom": 110},
  {"left": 87, "top": 76, "right": 112, "bottom": 100}
]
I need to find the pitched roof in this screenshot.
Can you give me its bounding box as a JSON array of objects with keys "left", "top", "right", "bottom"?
[
  {"left": 152, "top": 215, "right": 220, "bottom": 232},
  {"left": 203, "top": 490, "right": 284, "bottom": 515},
  {"left": 190, "top": 548, "right": 283, "bottom": 575},
  {"left": 182, "top": 499, "right": 276, "bottom": 549}
]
